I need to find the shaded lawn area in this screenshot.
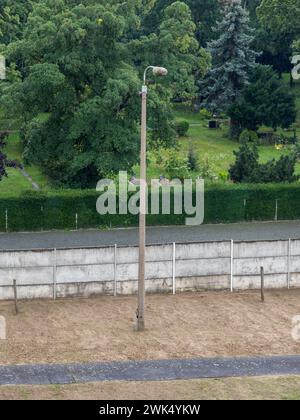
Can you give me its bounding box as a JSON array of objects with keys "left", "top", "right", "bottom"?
[
  {"left": 0, "top": 132, "right": 48, "bottom": 195},
  {"left": 174, "top": 94, "right": 300, "bottom": 178},
  {"left": 0, "top": 376, "right": 299, "bottom": 400}
]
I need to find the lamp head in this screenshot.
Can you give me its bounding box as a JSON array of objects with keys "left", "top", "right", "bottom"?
[{"left": 152, "top": 67, "right": 168, "bottom": 77}]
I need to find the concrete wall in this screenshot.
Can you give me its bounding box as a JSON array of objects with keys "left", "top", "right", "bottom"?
[{"left": 0, "top": 239, "right": 299, "bottom": 300}]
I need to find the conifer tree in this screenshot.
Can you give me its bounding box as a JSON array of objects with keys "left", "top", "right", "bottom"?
[{"left": 201, "top": 0, "right": 258, "bottom": 114}]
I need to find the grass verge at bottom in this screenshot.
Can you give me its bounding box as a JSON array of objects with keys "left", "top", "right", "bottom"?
[{"left": 0, "top": 376, "right": 299, "bottom": 400}]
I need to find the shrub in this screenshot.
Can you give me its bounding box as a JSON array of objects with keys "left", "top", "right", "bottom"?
[
  {"left": 229, "top": 143, "right": 299, "bottom": 183},
  {"left": 188, "top": 145, "right": 199, "bottom": 171},
  {"left": 239, "top": 129, "right": 259, "bottom": 145},
  {"left": 199, "top": 108, "right": 212, "bottom": 120},
  {"left": 164, "top": 149, "right": 189, "bottom": 180},
  {"left": 175, "top": 120, "right": 190, "bottom": 136},
  {"left": 2, "top": 183, "right": 300, "bottom": 232}
]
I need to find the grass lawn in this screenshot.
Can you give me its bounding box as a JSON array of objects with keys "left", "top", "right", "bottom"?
[
  {"left": 173, "top": 80, "right": 300, "bottom": 178},
  {"left": 0, "top": 132, "right": 48, "bottom": 195},
  {"left": 0, "top": 376, "right": 300, "bottom": 400}
]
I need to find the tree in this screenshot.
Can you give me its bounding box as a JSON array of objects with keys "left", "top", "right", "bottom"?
[
  {"left": 229, "top": 142, "right": 259, "bottom": 183},
  {"left": 257, "top": 0, "right": 300, "bottom": 38},
  {"left": 201, "top": 0, "right": 258, "bottom": 114},
  {"left": 229, "top": 141, "right": 298, "bottom": 183},
  {"left": 257, "top": 0, "right": 300, "bottom": 79},
  {"left": 4, "top": 0, "right": 175, "bottom": 187},
  {"left": 142, "top": 0, "right": 221, "bottom": 46},
  {"left": 228, "top": 65, "right": 296, "bottom": 133},
  {"left": 0, "top": 0, "right": 33, "bottom": 44},
  {"left": 158, "top": 1, "right": 210, "bottom": 101},
  {"left": 0, "top": 131, "right": 18, "bottom": 181}
]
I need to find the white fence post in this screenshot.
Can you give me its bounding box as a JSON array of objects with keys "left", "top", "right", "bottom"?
[
  {"left": 230, "top": 240, "right": 234, "bottom": 292},
  {"left": 114, "top": 244, "right": 117, "bottom": 296},
  {"left": 53, "top": 248, "right": 57, "bottom": 300},
  {"left": 287, "top": 238, "right": 291, "bottom": 289},
  {"left": 5, "top": 209, "right": 8, "bottom": 232},
  {"left": 75, "top": 213, "right": 78, "bottom": 230},
  {"left": 172, "top": 242, "right": 176, "bottom": 295}
]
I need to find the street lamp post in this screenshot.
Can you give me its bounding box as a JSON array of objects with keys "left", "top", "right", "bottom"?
[{"left": 136, "top": 66, "right": 168, "bottom": 332}]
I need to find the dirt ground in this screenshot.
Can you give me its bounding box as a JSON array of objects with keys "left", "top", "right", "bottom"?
[
  {"left": 0, "top": 290, "right": 300, "bottom": 365},
  {"left": 0, "top": 376, "right": 300, "bottom": 400}
]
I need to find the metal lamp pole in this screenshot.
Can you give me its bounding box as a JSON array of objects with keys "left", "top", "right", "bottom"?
[{"left": 136, "top": 66, "right": 168, "bottom": 332}]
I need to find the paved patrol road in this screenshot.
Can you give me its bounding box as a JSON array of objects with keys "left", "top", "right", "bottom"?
[
  {"left": 1, "top": 220, "right": 300, "bottom": 250},
  {"left": 1, "top": 355, "right": 300, "bottom": 385}
]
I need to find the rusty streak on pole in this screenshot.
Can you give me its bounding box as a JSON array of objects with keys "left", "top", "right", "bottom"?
[{"left": 137, "top": 84, "right": 147, "bottom": 332}]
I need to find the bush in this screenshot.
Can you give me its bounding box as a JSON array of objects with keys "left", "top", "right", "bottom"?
[
  {"left": 199, "top": 108, "right": 212, "bottom": 120},
  {"left": 229, "top": 143, "right": 299, "bottom": 183},
  {"left": 1, "top": 183, "right": 300, "bottom": 232},
  {"left": 164, "top": 149, "right": 189, "bottom": 180},
  {"left": 188, "top": 145, "right": 199, "bottom": 171},
  {"left": 239, "top": 129, "right": 259, "bottom": 145},
  {"left": 175, "top": 120, "right": 190, "bottom": 136}
]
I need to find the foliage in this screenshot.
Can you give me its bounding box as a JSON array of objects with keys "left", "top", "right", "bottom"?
[
  {"left": 0, "top": 131, "right": 18, "bottom": 181},
  {"left": 256, "top": 0, "right": 300, "bottom": 77},
  {"left": 201, "top": 0, "right": 258, "bottom": 114},
  {"left": 187, "top": 144, "right": 198, "bottom": 171},
  {"left": 0, "top": 0, "right": 33, "bottom": 44},
  {"left": 2, "top": 0, "right": 177, "bottom": 187},
  {"left": 229, "top": 66, "right": 296, "bottom": 132},
  {"left": 229, "top": 142, "right": 298, "bottom": 183},
  {"left": 131, "top": 1, "right": 210, "bottom": 102},
  {"left": 142, "top": 0, "right": 221, "bottom": 46},
  {"left": 175, "top": 120, "right": 189, "bottom": 136},
  {"left": 3, "top": 183, "right": 300, "bottom": 231},
  {"left": 239, "top": 129, "right": 259, "bottom": 145},
  {"left": 199, "top": 108, "right": 212, "bottom": 119},
  {"left": 163, "top": 148, "right": 189, "bottom": 180}
]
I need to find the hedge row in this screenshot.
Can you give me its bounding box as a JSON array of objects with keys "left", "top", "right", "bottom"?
[{"left": 0, "top": 183, "right": 300, "bottom": 232}]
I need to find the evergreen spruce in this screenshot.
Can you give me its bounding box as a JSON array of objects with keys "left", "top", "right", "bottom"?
[{"left": 201, "top": 0, "right": 258, "bottom": 114}]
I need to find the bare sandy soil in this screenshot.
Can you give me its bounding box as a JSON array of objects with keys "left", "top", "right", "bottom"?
[
  {"left": 0, "top": 376, "right": 300, "bottom": 400},
  {"left": 0, "top": 290, "right": 300, "bottom": 366}
]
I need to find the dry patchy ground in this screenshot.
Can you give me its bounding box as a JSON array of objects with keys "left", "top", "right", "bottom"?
[
  {"left": 0, "top": 376, "right": 300, "bottom": 400},
  {"left": 0, "top": 290, "right": 300, "bottom": 365}
]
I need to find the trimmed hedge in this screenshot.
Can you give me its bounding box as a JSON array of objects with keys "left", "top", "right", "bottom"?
[{"left": 0, "top": 183, "right": 300, "bottom": 232}]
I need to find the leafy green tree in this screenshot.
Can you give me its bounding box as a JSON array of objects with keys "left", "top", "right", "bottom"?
[
  {"left": 229, "top": 141, "right": 298, "bottom": 183},
  {"left": 229, "top": 142, "right": 259, "bottom": 183},
  {"left": 201, "top": 0, "right": 258, "bottom": 114},
  {"left": 4, "top": 0, "right": 175, "bottom": 187},
  {"left": 0, "top": 0, "right": 33, "bottom": 44},
  {"left": 257, "top": 0, "right": 300, "bottom": 78},
  {"left": 130, "top": 1, "right": 210, "bottom": 103},
  {"left": 142, "top": 0, "right": 220, "bottom": 46},
  {"left": 0, "top": 131, "right": 18, "bottom": 181},
  {"left": 159, "top": 1, "right": 210, "bottom": 101},
  {"left": 228, "top": 65, "right": 296, "bottom": 133}
]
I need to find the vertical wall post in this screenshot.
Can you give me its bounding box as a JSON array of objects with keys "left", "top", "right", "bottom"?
[
  {"left": 287, "top": 238, "right": 291, "bottom": 289},
  {"left": 5, "top": 209, "right": 8, "bottom": 232},
  {"left": 274, "top": 199, "right": 278, "bottom": 221},
  {"left": 230, "top": 240, "right": 234, "bottom": 292},
  {"left": 53, "top": 248, "right": 57, "bottom": 300},
  {"left": 114, "top": 244, "right": 117, "bottom": 297},
  {"left": 260, "top": 266, "right": 265, "bottom": 302},
  {"left": 172, "top": 242, "right": 176, "bottom": 295},
  {"left": 13, "top": 279, "right": 18, "bottom": 315}
]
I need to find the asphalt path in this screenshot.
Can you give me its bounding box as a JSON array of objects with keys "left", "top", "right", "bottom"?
[
  {"left": 1, "top": 356, "right": 300, "bottom": 385},
  {"left": 1, "top": 220, "right": 300, "bottom": 250}
]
